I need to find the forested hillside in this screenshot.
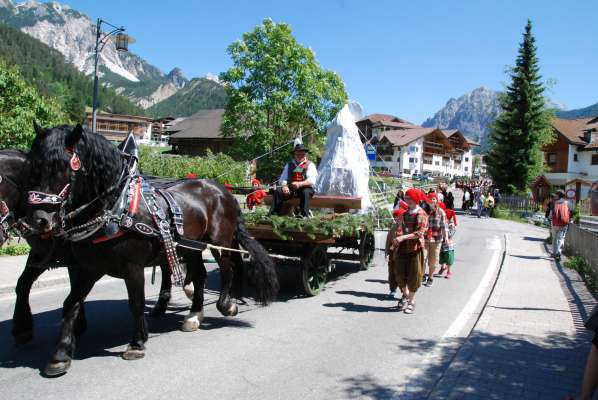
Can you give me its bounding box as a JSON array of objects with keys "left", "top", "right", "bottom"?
[{"left": 0, "top": 23, "right": 144, "bottom": 121}]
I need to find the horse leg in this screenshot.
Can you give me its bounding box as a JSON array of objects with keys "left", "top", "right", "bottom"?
[
  {"left": 12, "top": 259, "right": 46, "bottom": 347},
  {"left": 212, "top": 248, "right": 238, "bottom": 317},
  {"left": 122, "top": 265, "right": 148, "bottom": 360},
  {"left": 181, "top": 254, "right": 207, "bottom": 332},
  {"left": 44, "top": 269, "right": 101, "bottom": 377},
  {"left": 69, "top": 266, "right": 87, "bottom": 338},
  {"left": 150, "top": 264, "right": 171, "bottom": 317}
]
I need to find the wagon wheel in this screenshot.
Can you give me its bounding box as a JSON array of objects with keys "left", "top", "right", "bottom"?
[
  {"left": 302, "top": 245, "right": 329, "bottom": 296},
  {"left": 359, "top": 231, "right": 375, "bottom": 270}
]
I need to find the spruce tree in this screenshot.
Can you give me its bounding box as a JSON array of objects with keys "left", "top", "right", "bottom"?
[{"left": 487, "top": 20, "right": 554, "bottom": 193}]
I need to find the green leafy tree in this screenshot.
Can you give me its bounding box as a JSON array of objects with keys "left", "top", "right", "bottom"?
[
  {"left": 487, "top": 20, "right": 554, "bottom": 193},
  {"left": 219, "top": 18, "right": 348, "bottom": 179},
  {"left": 0, "top": 62, "right": 66, "bottom": 149}
]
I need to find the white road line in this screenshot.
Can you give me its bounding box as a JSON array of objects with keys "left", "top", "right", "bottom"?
[{"left": 442, "top": 235, "right": 503, "bottom": 339}]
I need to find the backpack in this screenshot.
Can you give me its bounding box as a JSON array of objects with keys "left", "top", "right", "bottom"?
[{"left": 552, "top": 201, "right": 570, "bottom": 226}]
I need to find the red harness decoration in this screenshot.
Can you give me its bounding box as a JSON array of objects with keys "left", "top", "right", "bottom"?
[{"left": 128, "top": 176, "right": 142, "bottom": 215}]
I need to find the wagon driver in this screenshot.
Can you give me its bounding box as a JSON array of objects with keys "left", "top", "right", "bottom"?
[{"left": 270, "top": 141, "right": 318, "bottom": 218}]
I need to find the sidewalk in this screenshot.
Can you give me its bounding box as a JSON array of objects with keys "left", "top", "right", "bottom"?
[
  {"left": 0, "top": 250, "right": 217, "bottom": 297},
  {"left": 0, "top": 255, "right": 71, "bottom": 296},
  {"left": 427, "top": 224, "right": 597, "bottom": 399}
]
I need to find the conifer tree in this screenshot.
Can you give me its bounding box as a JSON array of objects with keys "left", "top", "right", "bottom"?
[{"left": 487, "top": 20, "right": 554, "bottom": 193}]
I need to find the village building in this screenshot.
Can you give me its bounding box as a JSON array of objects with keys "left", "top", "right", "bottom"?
[
  {"left": 85, "top": 112, "right": 153, "bottom": 143},
  {"left": 168, "top": 109, "right": 233, "bottom": 156},
  {"left": 541, "top": 116, "right": 598, "bottom": 200},
  {"left": 151, "top": 116, "right": 184, "bottom": 145},
  {"left": 356, "top": 114, "right": 477, "bottom": 178}
]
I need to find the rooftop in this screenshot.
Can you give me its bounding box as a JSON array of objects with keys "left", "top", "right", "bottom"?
[{"left": 168, "top": 109, "right": 226, "bottom": 139}]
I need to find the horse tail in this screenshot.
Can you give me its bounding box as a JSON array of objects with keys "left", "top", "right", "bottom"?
[{"left": 234, "top": 210, "right": 279, "bottom": 305}]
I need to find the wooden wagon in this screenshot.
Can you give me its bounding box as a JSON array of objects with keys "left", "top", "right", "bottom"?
[{"left": 245, "top": 195, "right": 376, "bottom": 296}]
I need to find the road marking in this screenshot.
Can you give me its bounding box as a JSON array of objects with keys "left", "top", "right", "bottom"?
[{"left": 442, "top": 235, "right": 503, "bottom": 338}]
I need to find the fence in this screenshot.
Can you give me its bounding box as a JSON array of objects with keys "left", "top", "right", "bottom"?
[
  {"left": 497, "top": 195, "right": 541, "bottom": 213},
  {"left": 565, "top": 223, "right": 598, "bottom": 278}
]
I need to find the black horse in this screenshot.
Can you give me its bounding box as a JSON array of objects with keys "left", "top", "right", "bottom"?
[
  {"left": 0, "top": 149, "right": 179, "bottom": 347},
  {"left": 23, "top": 124, "right": 278, "bottom": 376}
]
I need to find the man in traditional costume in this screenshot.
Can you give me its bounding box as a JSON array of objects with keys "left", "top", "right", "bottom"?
[{"left": 270, "top": 142, "right": 318, "bottom": 218}]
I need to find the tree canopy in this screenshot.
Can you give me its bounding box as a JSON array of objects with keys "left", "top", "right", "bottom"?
[
  {"left": 487, "top": 20, "right": 554, "bottom": 193},
  {"left": 219, "top": 19, "right": 348, "bottom": 178},
  {"left": 0, "top": 62, "right": 66, "bottom": 149}
]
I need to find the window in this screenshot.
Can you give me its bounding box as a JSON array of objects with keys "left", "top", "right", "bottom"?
[
  {"left": 548, "top": 153, "right": 557, "bottom": 165},
  {"left": 435, "top": 161, "right": 440, "bottom": 166},
  {"left": 464, "top": 167, "right": 469, "bottom": 172},
  {"left": 409, "top": 146, "right": 417, "bottom": 152},
  {"left": 574, "top": 153, "right": 578, "bottom": 162},
  {"left": 592, "top": 154, "right": 598, "bottom": 165},
  {"left": 409, "top": 157, "right": 418, "bottom": 164},
  {"left": 465, "top": 157, "right": 469, "bottom": 162}
]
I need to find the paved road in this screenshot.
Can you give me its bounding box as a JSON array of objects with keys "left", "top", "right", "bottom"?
[{"left": 0, "top": 214, "right": 509, "bottom": 400}]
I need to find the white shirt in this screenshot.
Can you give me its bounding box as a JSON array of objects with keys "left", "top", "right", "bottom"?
[{"left": 279, "top": 159, "right": 318, "bottom": 186}]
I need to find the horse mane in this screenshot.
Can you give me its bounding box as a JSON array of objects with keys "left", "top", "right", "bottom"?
[{"left": 28, "top": 125, "right": 123, "bottom": 205}]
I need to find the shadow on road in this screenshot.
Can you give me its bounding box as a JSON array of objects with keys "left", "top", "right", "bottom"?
[
  {"left": 322, "top": 302, "right": 395, "bottom": 313},
  {"left": 391, "top": 331, "right": 589, "bottom": 399},
  {"left": 0, "top": 298, "right": 252, "bottom": 373},
  {"left": 336, "top": 290, "right": 389, "bottom": 301}
]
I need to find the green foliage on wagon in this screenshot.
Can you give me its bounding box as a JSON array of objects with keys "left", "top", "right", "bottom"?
[{"left": 139, "top": 146, "right": 248, "bottom": 185}]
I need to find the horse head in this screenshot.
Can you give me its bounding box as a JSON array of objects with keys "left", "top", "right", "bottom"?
[
  {"left": 24, "top": 123, "right": 122, "bottom": 235},
  {"left": 0, "top": 150, "right": 28, "bottom": 245}
]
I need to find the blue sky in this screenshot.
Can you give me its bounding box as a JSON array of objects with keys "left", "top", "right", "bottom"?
[{"left": 47, "top": 0, "right": 598, "bottom": 123}]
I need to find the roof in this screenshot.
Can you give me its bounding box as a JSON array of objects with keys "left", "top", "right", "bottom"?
[
  {"left": 551, "top": 117, "right": 595, "bottom": 146},
  {"left": 378, "top": 128, "right": 439, "bottom": 146},
  {"left": 465, "top": 137, "right": 480, "bottom": 146},
  {"left": 441, "top": 129, "right": 459, "bottom": 137},
  {"left": 373, "top": 120, "right": 418, "bottom": 129},
  {"left": 168, "top": 109, "right": 226, "bottom": 139},
  {"left": 357, "top": 113, "right": 416, "bottom": 126}
]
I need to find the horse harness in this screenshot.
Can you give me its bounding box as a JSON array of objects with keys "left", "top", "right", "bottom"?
[{"left": 25, "top": 137, "right": 206, "bottom": 286}]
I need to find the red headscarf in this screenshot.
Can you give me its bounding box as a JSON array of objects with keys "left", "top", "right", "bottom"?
[
  {"left": 427, "top": 192, "right": 438, "bottom": 202},
  {"left": 251, "top": 178, "right": 261, "bottom": 186},
  {"left": 405, "top": 188, "right": 428, "bottom": 203}
]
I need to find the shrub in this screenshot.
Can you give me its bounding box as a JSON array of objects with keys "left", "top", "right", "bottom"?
[
  {"left": 564, "top": 256, "right": 597, "bottom": 292},
  {"left": 0, "top": 243, "right": 30, "bottom": 256},
  {"left": 139, "top": 146, "right": 248, "bottom": 185}
]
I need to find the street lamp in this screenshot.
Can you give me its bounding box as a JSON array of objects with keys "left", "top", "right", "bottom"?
[{"left": 91, "top": 18, "right": 133, "bottom": 132}]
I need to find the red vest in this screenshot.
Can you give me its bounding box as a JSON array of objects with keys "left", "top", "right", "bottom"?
[{"left": 288, "top": 160, "right": 310, "bottom": 183}]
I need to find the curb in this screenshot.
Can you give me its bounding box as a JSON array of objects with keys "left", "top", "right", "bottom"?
[{"left": 0, "top": 275, "right": 72, "bottom": 296}]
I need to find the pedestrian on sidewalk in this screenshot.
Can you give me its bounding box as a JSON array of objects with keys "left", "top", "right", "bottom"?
[
  {"left": 385, "top": 202, "right": 408, "bottom": 299},
  {"left": 547, "top": 190, "right": 571, "bottom": 261},
  {"left": 485, "top": 191, "right": 495, "bottom": 218},
  {"left": 463, "top": 188, "right": 471, "bottom": 212},
  {"left": 476, "top": 192, "right": 486, "bottom": 218},
  {"left": 568, "top": 309, "right": 598, "bottom": 400},
  {"left": 389, "top": 188, "right": 428, "bottom": 314},
  {"left": 423, "top": 192, "right": 448, "bottom": 287}
]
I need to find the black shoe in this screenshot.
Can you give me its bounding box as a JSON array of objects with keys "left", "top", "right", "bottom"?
[
  {"left": 422, "top": 274, "right": 429, "bottom": 285},
  {"left": 425, "top": 278, "right": 434, "bottom": 287},
  {"left": 555, "top": 254, "right": 561, "bottom": 261}
]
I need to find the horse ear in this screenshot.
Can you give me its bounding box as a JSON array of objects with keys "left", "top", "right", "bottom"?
[
  {"left": 65, "top": 124, "right": 84, "bottom": 148},
  {"left": 33, "top": 121, "right": 47, "bottom": 137}
]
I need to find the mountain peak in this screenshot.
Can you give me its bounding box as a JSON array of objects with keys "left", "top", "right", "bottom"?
[
  {"left": 167, "top": 67, "right": 187, "bottom": 88},
  {"left": 422, "top": 87, "right": 502, "bottom": 150}
]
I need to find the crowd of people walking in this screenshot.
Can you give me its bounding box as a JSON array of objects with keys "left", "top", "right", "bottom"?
[{"left": 385, "top": 186, "right": 457, "bottom": 314}]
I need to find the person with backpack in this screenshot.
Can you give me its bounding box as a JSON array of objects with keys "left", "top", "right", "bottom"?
[{"left": 548, "top": 190, "right": 571, "bottom": 261}]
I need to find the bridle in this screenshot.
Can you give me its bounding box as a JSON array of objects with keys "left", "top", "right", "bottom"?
[
  {"left": 26, "top": 146, "right": 131, "bottom": 239},
  {"left": 0, "top": 173, "right": 33, "bottom": 240}
]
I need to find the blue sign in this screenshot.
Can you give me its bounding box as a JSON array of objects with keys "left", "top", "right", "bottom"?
[{"left": 365, "top": 144, "right": 376, "bottom": 161}]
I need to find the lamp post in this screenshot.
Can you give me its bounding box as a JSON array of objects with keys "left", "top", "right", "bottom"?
[{"left": 91, "top": 18, "right": 131, "bottom": 133}]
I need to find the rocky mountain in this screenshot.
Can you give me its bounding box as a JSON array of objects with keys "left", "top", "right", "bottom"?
[
  {"left": 0, "top": 0, "right": 226, "bottom": 115},
  {"left": 556, "top": 102, "right": 598, "bottom": 119},
  {"left": 422, "top": 87, "right": 502, "bottom": 151}
]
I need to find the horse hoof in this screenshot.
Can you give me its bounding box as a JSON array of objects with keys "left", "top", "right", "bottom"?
[
  {"left": 150, "top": 304, "right": 167, "bottom": 317},
  {"left": 227, "top": 303, "right": 238, "bottom": 317},
  {"left": 181, "top": 311, "right": 204, "bottom": 332},
  {"left": 44, "top": 360, "right": 71, "bottom": 377},
  {"left": 183, "top": 283, "right": 194, "bottom": 301},
  {"left": 14, "top": 330, "right": 33, "bottom": 347},
  {"left": 122, "top": 346, "right": 145, "bottom": 361}
]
